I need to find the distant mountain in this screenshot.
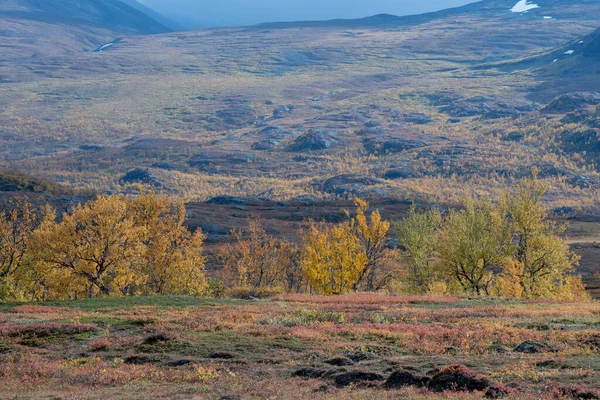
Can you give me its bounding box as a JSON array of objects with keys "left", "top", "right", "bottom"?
[
  {"left": 253, "top": 0, "right": 600, "bottom": 29},
  {"left": 0, "top": 0, "right": 171, "bottom": 60}
]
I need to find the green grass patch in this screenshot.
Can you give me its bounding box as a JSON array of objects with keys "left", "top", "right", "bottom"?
[{"left": 0, "top": 296, "right": 245, "bottom": 312}]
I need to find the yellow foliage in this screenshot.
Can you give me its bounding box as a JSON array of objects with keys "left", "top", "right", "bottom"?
[
  {"left": 301, "top": 220, "right": 367, "bottom": 295},
  {"left": 220, "top": 218, "right": 300, "bottom": 292}
]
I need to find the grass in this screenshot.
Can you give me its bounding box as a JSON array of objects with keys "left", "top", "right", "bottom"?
[
  {"left": 1, "top": 294, "right": 599, "bottom": 399},
  {"left": 0, "top": 296, "right": 246, "bottom": 312}
]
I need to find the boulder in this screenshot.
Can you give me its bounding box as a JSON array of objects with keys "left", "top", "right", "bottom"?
[{"left": 286, "top": 129, "right": 339, "bottom": 152}]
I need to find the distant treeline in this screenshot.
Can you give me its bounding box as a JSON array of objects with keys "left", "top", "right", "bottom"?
[{"left": 0, "top": 173, "right": 590, "bottom": 302}]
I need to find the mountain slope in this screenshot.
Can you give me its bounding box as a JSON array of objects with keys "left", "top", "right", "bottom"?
[
  {"left": 0, "top": 0, "right": 171, "bottom": 60},
  {"left": 509, "top": 28, "right": 600, "bottom": 101},
  {"left": 119, "top": 0, "right": 184, "bottom": 31}
]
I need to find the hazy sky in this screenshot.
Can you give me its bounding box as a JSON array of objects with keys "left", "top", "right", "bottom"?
[{"left": 139, "top": 0, "right": 479, "bottom": 28}]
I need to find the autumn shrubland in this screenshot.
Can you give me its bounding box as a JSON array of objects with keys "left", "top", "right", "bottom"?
[
  {"left": 1, "top": 294, "right": 600, "bottom": 399},
  {"left": 0, "top": 173, "right": 590, "bottom": 303}
]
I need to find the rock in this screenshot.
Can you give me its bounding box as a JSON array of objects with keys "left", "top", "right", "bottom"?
[
  {"left": 253, "top": 138, "right": 281, "bottom": 151},
  {"left": 363, "top": 136, "right": 427, "bottom": 155},
  {"left": 225, "top": 153, "right": 261, "bottom": 164},
  {"left": 427, "top": 365, "right": 509, "bottom": 398},
  {"left": 333, "top": 371, "right": 385, "bottom": 387},
  {"left": 209, "top": 351, "right": 235, "bottom": 360},
  {"left": 121, "top": 168, "right": 168, "bottom": 188},
  {"left": 384, "top": 370, "right": 429, "bottom": 389},
  {"left": 286, "top": 129, "right": 339, "bottom": 152},
  {"left": 273, "top": 105, "right": 294, "bottom": 118},
  {"left": 513, "top": 341, "right": 551, "bottom": 354},
  {"left": 293, "top": 368, "right": 326, "bottom": 379},
  {"left": 542, "top": 92, "right": 600, "bottom": 114},
  {"left": 323, "top": 174, "right": 383, "bottom": 196},
  {"left": 324, "top": 357, "right": 355, "bottom": 367}
]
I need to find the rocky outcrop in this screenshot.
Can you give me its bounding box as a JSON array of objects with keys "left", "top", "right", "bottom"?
[
  {"left": 286, "top": 129, "right": 340, "bottom": 152},
  {"left": 542, "top": 92, "right": 600, "bottom": 114}
]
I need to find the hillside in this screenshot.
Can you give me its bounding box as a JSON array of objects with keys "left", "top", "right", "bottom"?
[
  {"left": 0, "top": 0, "right": 171, "bottom": 60},
  {"left": 529, "top": 28, "right": 600, "bottom": 100},
  {"left": 1, "top": 0, "right": 600, "bottom": 213}
]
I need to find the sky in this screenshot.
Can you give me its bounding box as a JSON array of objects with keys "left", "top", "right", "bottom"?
[{"left": 138, "top": 0, "right": 479, "bottom": 28}]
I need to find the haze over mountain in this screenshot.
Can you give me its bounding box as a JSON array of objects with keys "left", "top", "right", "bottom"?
[
  {"left": 0, "top": 0, "right": 171, "bottom": 59},
  {"left": 137, "top": 0, "right": 479, "bottom": 28}
]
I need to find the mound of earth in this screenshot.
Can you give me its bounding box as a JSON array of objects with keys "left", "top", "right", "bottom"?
[
  {"left": 333, "top": 371, "right": 385, "bottom": 387},
  {"left": 513, "top": 341, "right": 552, "bottom": 354},
  {"left": 121, "top": 168, "right": 171, "bottom": 188},
  {"left": 286, "top": 129, "right": 340, "bottom": 152},
  {"left": 437, "top": 95, "right": 536, "bottom": 119},
  {"left": 253, "top": 138, "right": 281, "bottom": 151},
  {"left": 428, "top": 365, "right": 509, "bottom": 398},
  {"left": 322, "top": 174, "right": 384, "bottom": 196},
  {"left": 542, "top": 92, "right": 600, "bottom": 114},
  {"left": 293, "top": 368, "right": 326, "bottom": 379},
  {"left": 384, "top": 370, "right": 429, "bottom": 389},
  {"left": 362, "top": 135, "right": 427, "bottom": 155},
  {"left": 216, "top": 105, "right": 256, "bottom": 127}
]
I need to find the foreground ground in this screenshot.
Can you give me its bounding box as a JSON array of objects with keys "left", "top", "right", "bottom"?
[{"left": 1, "top": 295, "right": 599, "bottom": 399}]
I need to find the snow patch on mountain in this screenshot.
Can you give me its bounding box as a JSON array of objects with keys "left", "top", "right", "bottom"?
[{"left": 510, "top": 0, "right": 540, "bottom": 13}]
